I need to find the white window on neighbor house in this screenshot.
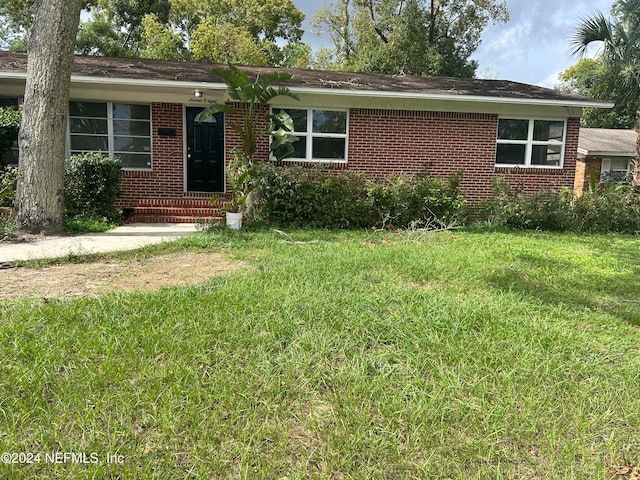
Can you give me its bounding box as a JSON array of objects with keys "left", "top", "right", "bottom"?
[
  {"left": 601, "top": 157, "right": 632, "bottom": 182},
  {"left": 271, "top": 108, "right": 348, "bottom": 163},
  {"left": 495, "top": 118, "right": 566, "bottom": 168},
  {"left": 68, "top": 101, "right": 152, "bottom": 170}
]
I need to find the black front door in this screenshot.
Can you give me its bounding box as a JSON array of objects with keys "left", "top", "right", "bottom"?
[{"left": 186, "top": 107, "right": 224, "bottom": 192}]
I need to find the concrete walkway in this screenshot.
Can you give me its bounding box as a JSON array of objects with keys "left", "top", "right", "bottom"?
[{"left": 0, "top": 223, "right": 200, "bottom": 263}]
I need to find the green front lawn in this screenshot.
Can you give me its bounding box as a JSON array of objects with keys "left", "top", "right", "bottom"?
[{"left": 1, "top": 228, "right": 639, "bottom": 479}]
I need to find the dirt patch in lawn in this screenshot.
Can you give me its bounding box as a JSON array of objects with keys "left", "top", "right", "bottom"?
[{"left": 0, "top": 252, "right": 245, "bottom": 300}]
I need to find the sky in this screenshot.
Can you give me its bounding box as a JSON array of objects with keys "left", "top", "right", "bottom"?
[{"left": 293, "top": 0, "right": 614, "bottom": 88}]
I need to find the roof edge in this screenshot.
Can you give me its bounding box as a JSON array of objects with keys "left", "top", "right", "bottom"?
[
  {"left": 0, "top": 71, "right": 227, "bottom": 91},
  {"left": 0, "top": 71, "right": 614, "bottom": 109},
  {"left": 288, "top": 85, "right": 614, "bottom": 108},
  {"left": 578, "top": 148, "right": 636, "bottom": 157}
]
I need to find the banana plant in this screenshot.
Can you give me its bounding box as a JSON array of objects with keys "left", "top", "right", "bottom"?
[
  {"left": 197, "top": 62, "right": 300, "bottom": 163},
  {"left": 209, "top": 148, "right": 255, "bottom": 213}
]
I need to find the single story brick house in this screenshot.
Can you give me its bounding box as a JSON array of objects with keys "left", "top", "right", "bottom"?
[
  {"left": 574, "top": 128, "right": 637, "bottom": 194},
  {"left": 0, "top": 51, "right": 612, "bottom": 221}
]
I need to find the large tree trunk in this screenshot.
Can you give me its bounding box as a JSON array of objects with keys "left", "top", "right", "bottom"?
[{"left": 14, "top": 0, "right": 83, "bottom": 234}]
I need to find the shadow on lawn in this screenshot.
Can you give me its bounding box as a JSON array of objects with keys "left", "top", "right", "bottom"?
[{"left": 484, "top": 236, "right": 640, "bottom": 326}]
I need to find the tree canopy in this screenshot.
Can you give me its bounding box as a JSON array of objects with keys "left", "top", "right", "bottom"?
[
  {"left": 1, "top": 0, "right": 511, "bottom": 74},
  {"left": 570, "top": 0, "right": 640, "bottom": 128},
  {"left": 312, "top": 0, "right": 509, "bottom": 77},
  {"left": 570, "top": 0, "right": 640, "bottom": 186},
  {"left": 0, "top": 0, "right": 308, "bottom": 67},
  {"left": 556, "top": 58, "right": 635, "bottom": 129}
]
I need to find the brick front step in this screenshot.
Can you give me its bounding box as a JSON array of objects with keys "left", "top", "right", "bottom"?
[
  {"left": 127, "top": 197, "right": 229, "bottom": 224},
  {"left": 136, "top": 198, "right": 228, "bottom": 208},
  {"left": 128, "top": 215, "right": 223, "bottom": 224},
  {"left": 132, "top": 207, "right": 221, "bottom": 216}
]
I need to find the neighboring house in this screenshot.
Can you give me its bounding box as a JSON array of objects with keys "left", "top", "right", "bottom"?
[
  {"left": 574, "top": 128, "right": 637, "bottom": 194},
  {"left": 0, "top": 51, "right": 612, "bottom": 222}
]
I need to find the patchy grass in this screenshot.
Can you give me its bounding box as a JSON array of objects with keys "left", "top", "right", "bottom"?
[
  {"left": 0, "top": 228, "right": 639, "bottom": 479},
  {"left": 65, "top": 215, "right": 118, "bottom": 234}
]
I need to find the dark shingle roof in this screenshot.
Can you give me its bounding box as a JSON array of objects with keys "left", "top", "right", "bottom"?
[{"left": 0, "top": 50, "right": 612, "bottom": 106}]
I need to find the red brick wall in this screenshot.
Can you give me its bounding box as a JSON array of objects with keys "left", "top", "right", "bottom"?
[
  {"left": 117, "top": 102, "right": 582, "bottom": 207},
  {"left": 346, "top": 109, "right": 499, "bottom": 202},
  {"left": 310, "top": 110, "right": 579, "bottom": 203},
  {"left": 574, "top": 156, "right": 602, "bottom": 195},
  {"left": 225, "top": 102, "right": 270, "bottom": 162}
]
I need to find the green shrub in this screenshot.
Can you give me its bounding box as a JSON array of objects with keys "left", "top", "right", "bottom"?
[
  {"left": 573, "top": 183, "right": 640, "bottom": 233},
  {"left": 482, "top": 177, "right": 640, "bottom": 234},
  {"left": 375, "top": 171, "right": 466, "bottom": 227},
  {"left": 254, "top": 164, "right": 377, "bottom": 228},
  {"left": 0, "top": 165, "right": 19, "bottom": 208},
  {"left": 313, "top": 172, "right": 376, "bottom": 228},
  {"left": 0, "top": 165, "right": 17, "bottom": 238},
  {"left": 482, "top": 179, "right": 574, "bottom": 231},
  {"left": 0, "top": 106, "right": 21, "bottom": 167},
  {"left": 254, "top": 163, "right": 467, "bottom": 229},
  {"left": 0, "top": 217, "right": 17, "bottom": 239},
  {"left": 65, "top": 153, "right": 122, "bottom": 221}
]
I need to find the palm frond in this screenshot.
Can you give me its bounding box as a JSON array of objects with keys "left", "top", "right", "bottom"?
[
  {"left": 271, "top": 110, "right": 296, "bottom": 132},
  {"left": 232, "top": 83, "right": 255, "bottom": 103},
  {"left": 614, "top": 0, "right": 640, "bottom": 18},
  {"left": 212, "top": 63, "right": 250, "bottom": 89},
  {"left": 618, "top": 62, "right": 640, "bottom": 103},
  {"left": 570, "top": 11, "right": 613, "bottom": 57},
  {"left": 270, "top": 129, "right": 299, "bottom": 161},
  {"left": 196, "top": 103, "right": 234, "bottom": 122},
  {"left": 256, "top": 71, "right": 294, "bottom": 88},
  {"left": 259, "top": 86, "right": 300, "bottom": 104}
]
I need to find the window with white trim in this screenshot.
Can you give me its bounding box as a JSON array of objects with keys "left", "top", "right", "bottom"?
[
  {"left": 601, "top": 157, "right": 632, "bottom": 182},
  {"left": 273, "top": 108, "right": 348, "bottom": 162},
  {"left": 69, "top": 101, "right": 152, "bottom": 170},
  {"left": 496, "top": 118, "right": 566, "bottom": 168}
]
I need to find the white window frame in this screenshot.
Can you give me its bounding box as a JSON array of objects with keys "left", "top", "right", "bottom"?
[
  {"left": 601, "top": 157, "right": 633, "bottom": 182},
  {"left": 270, "top": 107, "right": 349, "bottom": 163},
  {"left": 495, "top": 117, "right": 567, "bottom": 169},
  {"left": 67, "top": 101, "right": 153, "bottom": 171}
]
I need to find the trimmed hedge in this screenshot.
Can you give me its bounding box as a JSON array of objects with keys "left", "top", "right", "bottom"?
[{"left": 65, "top": 153, "right": 122, "bottom": 221}]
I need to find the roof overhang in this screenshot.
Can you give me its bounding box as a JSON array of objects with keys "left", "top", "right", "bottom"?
[
  {"left": 0, "top": 71, "right": 225, "bottom": 91},
  {"left": 0, "top": 71, "right": 614, "bottom": 110},
  {"left": 287, "top": 86, "right": 614, "bottom": 109},
  {"left": 578, "top": 147, "right": 636, "bottom": 157}
]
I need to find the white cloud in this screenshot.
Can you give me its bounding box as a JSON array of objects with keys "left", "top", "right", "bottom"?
[
  {"left": 472, "top": 0, "right": 612, "bottom": 86},
  {"left": 294, "top": 0, "right": 613, "bottom": 87}
]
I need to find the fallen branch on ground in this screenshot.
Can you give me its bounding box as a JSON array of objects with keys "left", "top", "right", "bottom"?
[{"left": 274, "top": 229, "right": 319, "bottom": 244}]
